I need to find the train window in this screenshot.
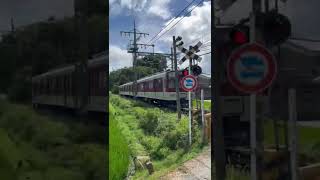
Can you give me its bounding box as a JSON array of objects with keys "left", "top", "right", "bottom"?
[
  {"left": 46, "top": 79, "right": 50, "bottom": 94},
  {"left": 158, "top": 79, "right": 162, "bottom": 89},
  {"left": 98, "top": 72, "right": 102, "bottom": 88},
  {"left": 153, "top": 80, "right": 157, "bottom": 89},
  {"left": 168, "top": 78, "right": 175, "bottom": 88},
  {"left": 100, "top": 72, "right": 106, "bottom": 89},
  {"left": 149, "top": 81, "right": 153, "bottom": 89}
]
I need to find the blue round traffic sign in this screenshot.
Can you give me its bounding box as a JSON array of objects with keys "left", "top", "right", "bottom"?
[
  {"left": 227, "top": 43, "right": 277, "bottom": 93},
  {"left": 180, "top": 75, "right": 198, "bottom": 92}
]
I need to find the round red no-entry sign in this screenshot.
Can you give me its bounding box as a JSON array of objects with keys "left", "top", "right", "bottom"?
[
  {"left": 180, "top": 75, "right": 198, "bottom": 92},
  {"left": 227, "top": 43, "right": 277, "bottom": 93}
]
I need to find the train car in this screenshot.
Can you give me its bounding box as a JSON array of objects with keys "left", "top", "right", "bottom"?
[
  {"left": 119, "top": 70, "right": 211, "bottom": 106},
  {"left": 32, "top": 53, "right": 107, "bottom": 113}
]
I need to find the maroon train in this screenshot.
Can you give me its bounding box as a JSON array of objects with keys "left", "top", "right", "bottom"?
[{"left": 32, "top": 53, "right": 107, "bottom": 112}]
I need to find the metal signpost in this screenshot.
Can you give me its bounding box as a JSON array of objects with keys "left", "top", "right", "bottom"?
[
  {"left": 288, "top": 88, "right": 298, "bottom": 180},
  {"left": 201, "top": 89, "right": 205, "bottom": 143},
  {"left": 180, "top": 75, "right": 198, "bottom": 145},
  {"left": 227, "top": 42, "right": 277, "bottom": 180}
]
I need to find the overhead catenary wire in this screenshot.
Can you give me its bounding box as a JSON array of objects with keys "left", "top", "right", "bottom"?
[
  {"left": 188, "top": 34, "right": 211, "bottom": 45},
  {"left": 198, "top": 51, "right": 211, "bottom": 56},
  {"left": 289, "top": 37, "right": 320, "bottom": 42},
  {"left": 151, "top": 0, "right": 205, "bottom": 44},
  {"left": 147, "top": 0, "right": 199, "bottom": 44}
]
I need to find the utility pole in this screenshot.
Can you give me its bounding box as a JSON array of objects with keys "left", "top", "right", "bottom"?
[
  {"left": 213, "top": 9, "right": 226, "bottom": 180},
  {"left": 74, "top": 0, "right": 88, "bottom": 113},
  {"left": 188, "top": 45, "right": 193, "bottom": 146},
  {"left": 188, "top": 46, "right": 192, "bottom": 146},
  {"left": 120, "top": 20, "right": 149, "bottom": 96},
  {"left": 171, "top": 47, "right": 174, "bottom": 70},
  {"left": 173, "top": 36, "right": 181, "bottom": 120}
]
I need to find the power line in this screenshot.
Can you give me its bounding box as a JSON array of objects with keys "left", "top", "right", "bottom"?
[
  {"left": 151, "top": 0, "right": 205, "bottom": 44},
  {"left": 289, "top": 37, "right": 320, "bottom": 42},
  {"left": 147, "top": 0, "right": 198, "bottom": 44},
  {"left": 198, "top": 51, "right": 211, "bottom": 56},
  {"left": 190, "top": 34, "right": 211, "bottom": 45}
]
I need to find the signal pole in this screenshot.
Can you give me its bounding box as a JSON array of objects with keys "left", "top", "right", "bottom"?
[
  {"left": 171, "top": 47, "right": 174, "bottom": 70},
  {"left": 173, "top": 36, "right": 182, "bottom": 120},
  {"left": 250, "top": 0, "right": 264, "bottom": 180},
  {"left": 74, "top": 0, "right": 88, "bottom": 113},
  {"left": 120, "top": 20, "right": 149, "bottom": 96},
  {"left": 188, "top": 46, "right": 193, "bottom": 146}
]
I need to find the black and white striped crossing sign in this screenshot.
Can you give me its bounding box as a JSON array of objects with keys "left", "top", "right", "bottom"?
[{"left": 177, "top": 41, "right": 202, "bottom": 65}]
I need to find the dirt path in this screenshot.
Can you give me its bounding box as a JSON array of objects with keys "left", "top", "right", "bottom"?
[{"left": 161, "top": 146, "right": 211, "bottom": 180}]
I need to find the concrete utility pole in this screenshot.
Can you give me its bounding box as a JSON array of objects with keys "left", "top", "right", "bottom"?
[
  {"left": 173, "top": 36, "right": 182, "bottom": 120},
  {"left": 213, "top": 9, "right": 226, "bottom": 180},
  {"left": 120, "top": 20, "right": 149, "bottom": 96},
  {"left": 74, "top": 0, "right": 89, "bottom": 113},
  {"left": 188, "top": 46, "right": 193, "bottom": 146},
  {"left": 171, "top": 47, "right": 174, "bottom": 70}
]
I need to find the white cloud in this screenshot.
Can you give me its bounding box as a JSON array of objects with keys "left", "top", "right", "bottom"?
[
  {"left": 110, "top": 0, "right": 155, "bottom": 16},
  {"left": 109, "top": 45, "right": 133, "bottom": 71},
  {"left": 160, "top": 1, "right": 211, "bottom": 44},
  {"left": 155, "top": 1, "right": 211, "bottom": 73},
  {"left": 147, "top": 0, "right": 172, "bottom": 19},
  {"left": 110, "top": 0, "right": 172, "bottom": 19}
]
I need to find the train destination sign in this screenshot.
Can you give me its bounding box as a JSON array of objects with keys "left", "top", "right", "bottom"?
[
  {"left": 227, "top": 43, "right": 277, "bottom": 93},
  {"left": 180, "top": 75, "right": 198, "bottom": 92}
]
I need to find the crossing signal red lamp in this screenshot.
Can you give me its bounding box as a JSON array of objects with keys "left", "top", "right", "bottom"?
[
  {"left": 182, "top": 68, "right": 189, "bottom": 76},
  {"left": 230, "top": 26, "right": 249, "bottom": 45}
]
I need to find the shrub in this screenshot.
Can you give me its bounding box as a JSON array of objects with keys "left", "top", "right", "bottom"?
[
  {"left": 139, "top": 111, "right": 159, "bottom": 135},
  {"left": 155, "top": 114, "right": 176, "bottom": 136},
  {"left": 157, "top": 147, "right": 171, "bottom": 160},
  {"left": 132, "top": 107, "right": 147, "bottom": 119},
  {"left": 162, "top": 118, "right": 189, "bottom": 150}
]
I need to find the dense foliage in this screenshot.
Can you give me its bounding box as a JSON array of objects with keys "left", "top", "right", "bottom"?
[
  {"left": 109, "top": 93, "right": 203, "bottom": 179},
  {"left": 0, "top": 100, "right": 106, "bottom": 180},
  {"left": 109, "top": 54, "right": 168, "bottom": 94}
]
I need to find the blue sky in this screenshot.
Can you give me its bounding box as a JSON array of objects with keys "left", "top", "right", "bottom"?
[{"left": 109, "top": 0, "right": 212, "bottom": 74}]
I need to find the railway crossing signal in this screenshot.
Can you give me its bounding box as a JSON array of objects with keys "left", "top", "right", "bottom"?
[
  {"left": 181, "top": 68, "right": 189, "bottom": 77},
  {"left": 180, "top": 65, "right": 202, "bottom": 77},
  {"left": 229, "top": 25, "right": 250, "bottom": 46},
  {"left": 191, "top": 65, "right": 202, "bottom": 76},
  {"left": 177, "top": 41, "right": 202, "bottom": 65},
  {"left": 260, "top": 11, "right": 291, "bottom": 46}
]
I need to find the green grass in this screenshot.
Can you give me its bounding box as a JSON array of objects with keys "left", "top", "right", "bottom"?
[
  {"left": 264, "top": 119, "right": 320, "bottom": 163},
  {"left": 109, "top": 103, "right": 130, "bottom": 180},
  {"left": 110, "top": 94, "right": 206, "bottom": 179},
  {"left": 193, "top": 99, "right": 211, "bottom": 111},
  {"left": 0, "top": 99, "right": 107, "bottom": 179},
  {"left": 264, "top": 119, "right": 320, "bottom": 146}
]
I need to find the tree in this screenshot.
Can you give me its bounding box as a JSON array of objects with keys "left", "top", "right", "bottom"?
[{"left": 136, "top": 54, "right": 167, "bottom": 71}]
